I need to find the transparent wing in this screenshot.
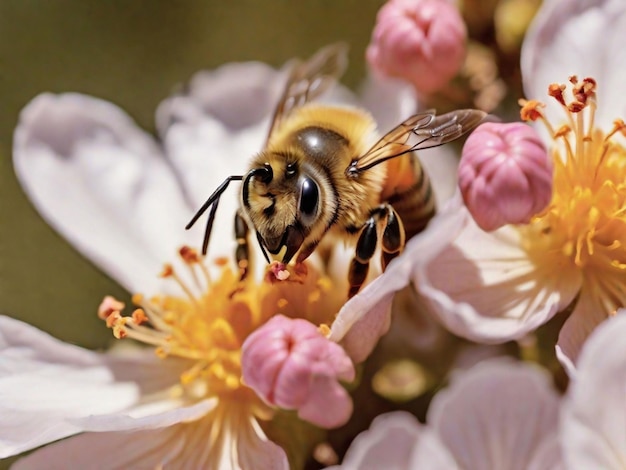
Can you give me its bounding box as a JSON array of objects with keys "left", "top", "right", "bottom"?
[
  {"left": 266, "top": 43, "right": 349, "bottom": 144},
  {"left": 348, "top": 109, "right": 487, "bottom": 174}
]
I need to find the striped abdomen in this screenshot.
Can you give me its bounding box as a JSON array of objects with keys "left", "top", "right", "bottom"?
[{"left": 381, "top": 152, "right": 435, "bottom": 239}]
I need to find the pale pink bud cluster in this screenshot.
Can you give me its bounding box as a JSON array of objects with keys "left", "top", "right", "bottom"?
[
  {"left": 242, "top": 315, "right": 355, "bottom": 429},
  {"left": 459, "top": 122, "right": 553, "bottom": 231},
  {"left": 366, "top": 0, "right": 467, "bottom": 94}
]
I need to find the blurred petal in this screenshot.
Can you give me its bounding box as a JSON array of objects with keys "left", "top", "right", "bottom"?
[
  {"left": 237, "top": 418, "right": 290, "bottom": 470},
  {"left": 522, "top": 0, "right": 626, "bottom": 129},
  {"left": 358, "top": 74, "right": 417, "bottom": 134},
  {"left": 409, "top": 430, "right": 459, "bottom": 470},
  {"left": 331, "top": 411, "right": 424, "bottom": 470},
  {"left": 557, "top": 289, "right": 609, "bottom": 366},
  {"left": 415, "top": 202, "right": 582, "bottom": 342},
  {"left": 13, "top": 93, "right": 195, "bottom": 294},
  {"left": 73, "top": 399, "right": 216, "bottom": 432},
  {"left": 156, "top": 62, "right": 282, "bottom": 268},
  {"left": 329, "top": 195, "right": 467, "bottom": 361},
  {"left": 429, "top": 360, "right": 561, "bottom": 470},
  {"left": 15, "top": 409, "right": 288, "bottom": 470},
  {"left": 561, "top": 312, "right": 626, "bottom": 469},
  {"left": 0, "top": 316, "right": 139, "bottom": 457},
  {"left": 527, "top": 434, "right": 566, "bottom": 470}
]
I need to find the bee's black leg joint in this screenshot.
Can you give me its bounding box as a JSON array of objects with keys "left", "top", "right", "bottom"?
[
  {"left": 380, "top": 205, "right": 406, "bottom": 271},
  {"left": 234, "top": 212, "right": 250, "bottom": 280},
  {"left": 348, "top": 215, "right": 378, "bottom": 298},
  {"left": 348, "top": 204, "right": 406, "bottom": 298}
]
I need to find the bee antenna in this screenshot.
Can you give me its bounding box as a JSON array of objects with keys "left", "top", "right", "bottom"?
[
  {"left": 186, "top": 174, "right": 244, "bottom": 254},
  {"left": 242, "top": 165, "right": 273, "bottom": 208}
]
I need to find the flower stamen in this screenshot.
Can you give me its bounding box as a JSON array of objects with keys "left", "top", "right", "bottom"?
[{"left": 521, "top": 77, "right": 626, "bottom": 319}]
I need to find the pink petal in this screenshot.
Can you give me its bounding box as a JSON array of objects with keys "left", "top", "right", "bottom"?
[
  {"left": 367, "top": 0, "right": 467, "bottom": 94},
  {"left": 459, "top": 122, "right": 552, "bottom": 231},
  {"left": 242, "top": 315, "right": 355, "bottom": 428}
]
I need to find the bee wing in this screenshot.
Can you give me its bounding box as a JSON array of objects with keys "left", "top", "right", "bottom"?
[
  {"left": 349, "top": 109, "right": 487, "bottom": 174},
  {"left": 266, "top": 43, "right": 349, "bottom": 144}
]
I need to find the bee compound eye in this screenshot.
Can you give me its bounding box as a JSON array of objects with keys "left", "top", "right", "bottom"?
[{"left": 298, "top": 177, "right": 319, "bottom": 224}]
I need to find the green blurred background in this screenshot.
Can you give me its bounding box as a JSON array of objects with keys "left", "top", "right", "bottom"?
[{"left": 0, "top": 0, "right": 384, "bottom": 352}]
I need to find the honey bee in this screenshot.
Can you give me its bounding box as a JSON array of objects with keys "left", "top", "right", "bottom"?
[{"left": 186, "top": 44, "right": 485, "bottom": 297}]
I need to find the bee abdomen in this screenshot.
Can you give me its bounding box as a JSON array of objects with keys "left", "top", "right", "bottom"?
[{"left": 385, "top": 157, "right": 436, "bottom": 239}]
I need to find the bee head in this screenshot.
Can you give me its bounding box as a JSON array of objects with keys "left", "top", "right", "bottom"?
[{"left": 242, "top": 158, "right": 323, "bottom": 263}]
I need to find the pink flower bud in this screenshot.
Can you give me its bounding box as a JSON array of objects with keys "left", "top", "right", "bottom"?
[
  {"left": 459, "top": 122, "right": 553, "bottom": 231},
  {"left": 366, "top": 0, "right": 467, "bottom": 94},
  {"left": 242, "top": 315, "right": 355, "bottom": 429}
]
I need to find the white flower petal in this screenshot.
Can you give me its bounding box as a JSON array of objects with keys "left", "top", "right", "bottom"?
[
  {"left": 557, "top": 289, "right": 610, "bottom": 366},
  {"left": 408, "top": 430, "right": 460, "bottom": 470},
  {"left": 561, "top": 311, "right": 626, "bottom": 470},
  {"left": 527, "top": 433, "right": 566, "bottom": 470},
  {"left": 428, "top": 359, "right": 561, "bottom": 470},
  {"left": 156, "top": 62, "right": 282, "bottom": 212},
  {"left": 331, "top": 411, "right": 424, "bottom": 470},
  {"left": 13, "top": 424, "right": 191, "bottom": 470},
  {"left": 415, "top": 202, "right": 582, "bottom": 342},
  {"left": 0, "top": 316, "right": 139, "bottom": 458},
  {"left": 13, "top": 93, "right": 195, "bottom": 294},
  {"left": 237, "top": 417, "right": 289, "bottom": 470},
  {"left": 72, "top": 399, "right": 217, "bottom": 432},
  {"left": 15, "top": 410, "right": 288, "bottom": 470},
  {"left": 522, "top": 0, "right": 626, "bottom": 129}
]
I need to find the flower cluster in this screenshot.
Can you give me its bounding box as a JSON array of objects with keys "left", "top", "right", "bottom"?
[{"left": 4, "top": 0, "right": 626, "bottom": 468}]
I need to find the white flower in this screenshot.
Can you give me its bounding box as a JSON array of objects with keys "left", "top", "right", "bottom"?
[
  {"left": 334, "top": 0, "right": 626, "bottom": 367},
  {"left": 5, "top": 54, "right": 460, "bottom": 466},
  {"left": 332, "top": 309, "right": 626, "bottom": 470},
  {"left": 330, "top": 359, "right": 563, "bottom": 470},
  {"left": 561, "top": 311, "right": 626, "bottom": 469}
]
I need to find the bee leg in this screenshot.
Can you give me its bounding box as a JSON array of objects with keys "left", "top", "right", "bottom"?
[
  {"left": 380, "top": 205, "right": 406, "bottom": 271},
  {"left": 348, "top": 205, "right": 407, "bottom": 297},
  {"left": 348, "top": 215, "right": 379, "bottom": 298},
  {"left": 296, "top": 241, "right": 319, "bottom": 264},
  {"left": 234, "top": 212, "right": 251, "bottom": 280}
]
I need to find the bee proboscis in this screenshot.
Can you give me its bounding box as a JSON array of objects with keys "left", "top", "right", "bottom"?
[{"left": 187, "top": 44, "right": 486, "bottom": 297}]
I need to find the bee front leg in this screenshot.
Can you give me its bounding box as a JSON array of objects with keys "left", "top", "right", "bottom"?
[{"left": 234, "top": 211, "right": 251, "bottom": 280}]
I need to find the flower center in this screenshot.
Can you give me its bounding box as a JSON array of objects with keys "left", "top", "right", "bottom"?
[
  {"left": 98, "top": 247, "right": 340, "bottom": 402},
  {"left": 520, "top": 77, "right": 626, "bottom": 307}
]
